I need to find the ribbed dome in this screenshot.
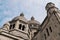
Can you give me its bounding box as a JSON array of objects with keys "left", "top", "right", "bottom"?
[
  {"left": 28, "top": 16, "right": 40, "bottom": 25},
  {"left": 12, "top": 13, "right": 27, "bottom": 23}
]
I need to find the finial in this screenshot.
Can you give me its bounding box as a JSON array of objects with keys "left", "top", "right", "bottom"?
[
  {"left": 31, "top": 16, "right": 35, "bottom": 20},
  {"left": 20, "top": 12, "right": 24, "bottom": 16}
]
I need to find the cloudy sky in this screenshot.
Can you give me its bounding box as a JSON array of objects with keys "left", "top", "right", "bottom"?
[{"left": 0, "top": 0, "right": 60, "bottom": 27}]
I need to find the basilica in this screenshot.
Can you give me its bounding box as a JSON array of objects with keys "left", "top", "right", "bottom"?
[{"left": 0, "top": 2, "right": 60, "bottom": 40}]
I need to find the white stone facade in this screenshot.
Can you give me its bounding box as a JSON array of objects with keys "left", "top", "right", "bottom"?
[{"left": 0, "top": 2, "right": 60, "bottom": 40}]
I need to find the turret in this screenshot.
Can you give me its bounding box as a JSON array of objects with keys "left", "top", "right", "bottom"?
[
  {"left": 45, "top": 2, "right": 55, "bottom": 11},
  {"left": 45, "top": 2, "right": 58, "bottom": 16}
]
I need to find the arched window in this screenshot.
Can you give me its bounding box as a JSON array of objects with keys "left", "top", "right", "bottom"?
[
  {"left": 10, "top": 24, "right": 15, "bottom": 29},
  {"left": 19, "top": 24, "right": 22, "bottom": 29},
  {"left": 22, "top": 25, "right": 25, "bottom": 31},
  {"left": 12, "top": 24, "right": 15, "bottom": 29},
  {"left": 10, "top": 25, "right": 12, "bottom": 29},
  {"left": 49, "top": 27, "right": 52, "bottom": 32},
  {"left": 46, "top": 28, "right": 49, "bottom": 36},
  {"left": 19, "top": 24, "right": 25, "bottom": 31}
]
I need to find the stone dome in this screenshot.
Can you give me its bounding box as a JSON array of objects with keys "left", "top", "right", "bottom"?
[
  {"left": 12, "top": 13, "right": 27, "bottom": 23},
  {"left": 28, "top": 16, "right": 40, "bottom": 25}
]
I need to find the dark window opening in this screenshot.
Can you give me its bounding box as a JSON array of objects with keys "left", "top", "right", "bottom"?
[
  {"left": 49, "top": 27, "right": 52, "bottom": 32},
  {"left": 46, "top": 28, "right": 49, "bottom": 36},
  {"left": 22, "top": 25, "right": 25, "bottom": 31},
  {"left": 13, "top": 24, "right": 15, "bottom": 29},
  {"left": 44, "top": 34, "right": 46, "bottom": 39},
  {"left": 19, "top": 24, "right": 22, "bottom": 29},
  {"left": 10, "top": 25, "right": 12, "bottom": 29},
  {"left": 34, "top": 32, "right": 37, "bottom": 36}
]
